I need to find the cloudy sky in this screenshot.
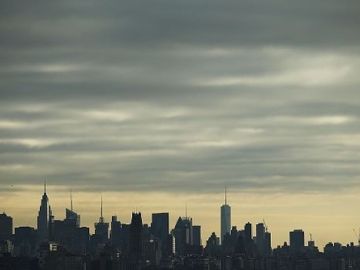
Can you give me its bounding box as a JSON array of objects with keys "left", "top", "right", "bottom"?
[{"left": 1, "top": 0, "right": 360, "bottom": 247}]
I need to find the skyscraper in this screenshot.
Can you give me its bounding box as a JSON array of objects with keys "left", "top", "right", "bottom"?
[
  {"left": 129, "top": 212, "right": 143, "bottom": 266},
  {"left": 37, "top": 181, "right": 52, "bottom": 242},
  {"left": 244, "top": 222, "right": 252, "bottom": 242},
  {"left": 220, "top": 187, "right": 231, "bottom": 244},
  {"left": 13, "top": 226, "right": 37, "bottom": 257},
  {"left": 65, "top": 209, "right": 80, "bottom": 228},
  {"left": 264, "top": 231, "right": 272, "bottom": 256},
  {"left": 173, "top": 216, "right": 193, "bottom": 256},
  {"left": 94, "top": 196, "right": 109, "bottom": 244},
  {"left": 256, "top": 223, "right": 265, "bottom": 256},
  {"left": 0, "top": 212, "right": 12, "bottom": 241},
  {"left": 290, "top": 229, "right": 305, "bottom": 254},
  {"left": 110, "top": 216, "right": 122, "bottom": 248},
  {"left": 192, "top": 225, "right": 201, "bottom": 246},
  {"left": 151, "top": 213, "right": 170, "bottom": 255},
  {"left": 65, "top": 190, "right": 80, "bottom": 227},
  {"left": 255, "top": 222, "right": 272, "bottom": 256}
]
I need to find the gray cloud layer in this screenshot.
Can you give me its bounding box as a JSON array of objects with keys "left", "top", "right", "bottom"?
[{"left": 1, "top": 0, "right": 360, "bottom": 194}]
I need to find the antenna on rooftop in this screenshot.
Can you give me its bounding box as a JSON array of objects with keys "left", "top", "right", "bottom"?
[
  {"left": 70, "top": 189, "right": 73, "bottom": 211},
  {"left": 225, "top": 185, "right": 227, "bottom": 205},
  {"left": 101, "top": 195, "right": 103, "bottom": 218}
]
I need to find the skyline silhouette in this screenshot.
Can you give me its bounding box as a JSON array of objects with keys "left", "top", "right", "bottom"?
[
  {"left": 1, "top": 184, "right": 359, "bottom": 251},
  {"left": 1, "top": 0, "right": 360, "bottom": 269},
  {"left": 1, "top": 185, "right": 360, "bottom": 269},
  {"left": 1, "top": 2, "right": 360, "bottom": 234}
]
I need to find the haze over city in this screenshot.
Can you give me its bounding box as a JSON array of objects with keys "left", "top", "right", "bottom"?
[{"left": 1, "top": 0, "right": 360, "bottom": 252}]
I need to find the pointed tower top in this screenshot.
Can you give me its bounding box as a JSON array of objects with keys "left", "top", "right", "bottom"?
[
  {"left": 44, "top": 178, "right": 47, "bottom": 194},
  {"left": 70, "top": 189, "right": 73, "bottom": 211},
  {"left": 98, "top": 195, "right": 105, "bottom": 223},
  {"left": 100, "top": 195, "right": 103, "bottom": 218},
  {"left": 225, "top": 185, "right": 228, "bottom": 205}
]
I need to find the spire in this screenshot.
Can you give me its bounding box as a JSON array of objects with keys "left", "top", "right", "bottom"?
[
  {"left": 70, "top": 189, "right": 73, "bottom": 211},
  {"left": 225, "top": 185, "right": 228, "bottom": 205},
  {"left": 98, "top": 195, "right": 104, "bottom": 223},
  {"left": 44, "top": 178, "right": 47, "bottom": 194},
  {"left": 100, "top": 195, "right": 103, "bottom": 218}
]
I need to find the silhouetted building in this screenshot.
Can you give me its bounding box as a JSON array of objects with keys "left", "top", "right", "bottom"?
[
  {"left": 39, "top": 241, "right": 86, "bottom": 270},
  {"left": 0, "top": 212, "right": 12, "bottom": 241},
  {"left": 244, "top": 222, "right": 252, "bottom": 242},
  {"left": 129, "top": 212, "right": 143, "bottom": 268},
  {"left": 13, "top": 226, "right": 38, "bottom": 257},
  {"left": 193, "top": 225, "right": 201, "bottom": 247},
  {"left": 151, "top": 212, "right": 170, "bottom": 256},
  {"left": 77, "top": 227, "right": 89, "bottom": 255},
  {"left": 65, "top": 209, "right": 80, "bottom": 228},
  {"left": 52, "top": 208, "right": 89, "bottom": 256},
  {"left": 228, "top": 226, "right": 239, "bottom": 251},
  {"left": 256, "top": 223, "right": 265, "bottom": 256},
  {"left": 120, "top": 223, "right": 130, "bottom": 252},
  {"left": 110, "top": 216, "right": 122, "bottom": 248},
  {"left": 51, "top": 200, "right": 84, "bottom": 254},
  {"left": 264, "top": 231, "right": 272, "bottom": 256},
  {"left": 205, "top": 232, "right": 220, "bottom": 257},
  {"left": 143, "top": 238, "right": 162, "bottom": 266},
  {"left": 65, "top": 191, "right": 80, "bottom": 228},
  {"left": 290, "top": 229, "right": 305, "bottom": 254},
  {"left": 254, "top": 223, "right": 272, "bottom": 256},
  {"left": 37, "top": 182, "right": 52, "bottom": 242},
  {"left": 220, "top": 188, "right": 231, "bottom": 245},
  {"left": 173, "top": 216, "right": 193, "bottom": 256},
  {"left": 94, "top": 197, "right": 109, "bottom": 245},
  {"left": 308, "top": 240, "right": 315, "bottom": 248}
]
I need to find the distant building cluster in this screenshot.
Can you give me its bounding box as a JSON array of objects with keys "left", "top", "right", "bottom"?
[{"left": 0, "top": 185, "right": 360, "bottom": 270}]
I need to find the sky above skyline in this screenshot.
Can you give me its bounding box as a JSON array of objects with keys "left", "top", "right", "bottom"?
[{"left": 1, "top": 0, "right": 360, "bottom": 248}]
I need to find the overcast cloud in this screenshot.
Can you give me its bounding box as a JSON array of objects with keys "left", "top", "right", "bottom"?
[{"left": 1, "top": 0, "right": 360, "bottom": 195}]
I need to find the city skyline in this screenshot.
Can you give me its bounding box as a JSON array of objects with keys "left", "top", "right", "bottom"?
[
  {"left": 1, "top": 1, "right": 360, "bottom": 265},
  {"left": 1, "top": 184, "right": 359, "bottom": 251}
]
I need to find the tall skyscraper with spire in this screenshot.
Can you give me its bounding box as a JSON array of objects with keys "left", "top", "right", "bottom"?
[
  {"left": 220, "top": 186, "right": 231, "bottom": 244},
  {"left": 65, "top": 190, "right": 80, "bottom": 227},
  {"left": 37, "top": 180, "right": 52, "bottom": 242},
  {"left": 94, "top": 196, "right": 109, "bottom": 244}
]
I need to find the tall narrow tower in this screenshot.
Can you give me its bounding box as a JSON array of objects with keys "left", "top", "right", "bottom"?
[
  {"left": 94, "top": 195, "right": 109, "bottom": 243},
  {"left": 70, "top": 189, "right": 73, "bottom": 211},
  {"left": 220, "top": 186, "right": 231, "bottom": 244},
  {"left": 37, "top": 180, "right": 52, "bottom": 242}
]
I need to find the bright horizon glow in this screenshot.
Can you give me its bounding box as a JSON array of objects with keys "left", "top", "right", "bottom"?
[{"left": 2, "top": 185, "right": 359, "bottom": 250}]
